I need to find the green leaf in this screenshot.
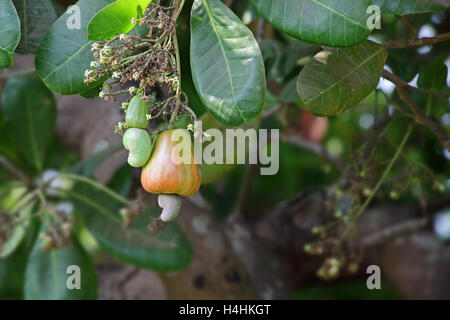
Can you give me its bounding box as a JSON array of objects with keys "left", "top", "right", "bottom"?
[
  {"left": 0, "top": 202, "right": 34, "bottom": 258},
  {"left": 250, "top": 0, "right": 372, "bottom": 47},
  {"left": 1, "top": 74, "right": 56, "bottom": 171},
  {"left": 0, "top": 0, "right": 21, "bottom": 69},
  {"left": 107, "top": 165, "right": 133, "bottom": 197},
  {"left": 61, "top": 174, "right": 193, "bottom": 271},
  {"left": 12, "top": 0, "right": 60, "bottom": 53},
  {"left": 87, "top": 0, "right": 152, "bottom": 41},
  {"left": 70, "top": 143, "right": 121, "bottom": 177},
  {"left": 24, "top": 234, "right": 98, "bottom": 300},
  {"left": 190, "top": 0, "right": 266, "bottom": 126},
  {"left": 418, "top": 56, "right": 448, "bottom": 92},
  {"left": 35, "top": 0, "right": 114, "bottom": 95},
  {"left": 297, "top": 40, "right": 387, "bottom": 117},
  {"left": 0, "top": 186, "right": 35, "bottom": 258},
  {"left": 372, "top": 0, "right": 450, "bottom": 14},
  {"left": 0, "top": 217, "right": 39, "bottom": 299}
]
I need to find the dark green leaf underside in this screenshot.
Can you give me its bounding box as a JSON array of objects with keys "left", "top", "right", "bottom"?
[
  {"left": 1, "top": 74, "right": 56, "bottom": 171},
  {"left": 297, "top": 40, "right": 387, "bottom": 117}
]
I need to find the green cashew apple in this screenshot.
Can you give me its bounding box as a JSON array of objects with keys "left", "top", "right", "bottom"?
[
  {"left": 123, "top": 128, "right": 152, "bottom": 167},
  {"left": 125, "top": 95, "right": 149, "bottom": 129}
]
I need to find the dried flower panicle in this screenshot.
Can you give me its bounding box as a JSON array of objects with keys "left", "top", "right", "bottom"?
[{"left": 84, "top": 3, "right": 179, "bottom": 101}]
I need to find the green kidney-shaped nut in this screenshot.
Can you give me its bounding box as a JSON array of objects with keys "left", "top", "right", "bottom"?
[
  {"left": 123, "top": 128, "right": 152, "bottom": 167},
  {"left": 125, "top": 95, "right": 149, "bottom": 129}
]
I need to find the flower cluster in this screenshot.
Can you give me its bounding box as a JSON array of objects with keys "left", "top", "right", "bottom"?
[
  {"left": 84, "top": 3, "right": 179, "bottom": 103},
  {"left": 39, "top": 207, "right": 75, "bottom": 251}
]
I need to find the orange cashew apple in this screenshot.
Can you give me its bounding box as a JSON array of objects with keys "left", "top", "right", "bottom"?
[{"left": 141, "top": 129, "right": 201, "bottom": 197}]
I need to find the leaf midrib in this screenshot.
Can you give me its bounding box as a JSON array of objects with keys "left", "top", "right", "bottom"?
[
  {"left": 310, "top": 0, "right": 368, "bottom": 30},
  {"left": 201, "top": 0, "right": 247, "bottom": 123}
]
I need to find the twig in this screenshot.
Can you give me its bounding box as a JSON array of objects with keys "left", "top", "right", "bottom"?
[
  {"left": 384, "top": 32, "right": 450, "bottom": 49},
  {"left": 382, "top": 70, "right": 450, "bottom": 98},
  {"left": 263, "top": 104, "right": 284, "bottom": 119},
  {"left": 282, "top": 135, "right": 346, "bottom": 171},
  {"left": 0, "top": 67, "right": 35, "bottom": 79},
  {"left": 395, "top": 85, "right": 450, "bottom": 152},
  {"left": 256, "top": 17, "right": 265, "bottom": 44},
  {"left": 395, "top": 15, "right": 416, "bottom": 38},
  {"left": 0, "top": 156, "right": 32, "bottom": 187},
  {"left": 344, "top": 125, "right": 414, "bottom": 236},
  {"left": 358, "top": 217, "right": 428, "bottom": 248}
]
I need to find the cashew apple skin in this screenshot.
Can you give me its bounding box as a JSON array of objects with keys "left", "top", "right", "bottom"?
[
  {"left": 141, "top": 129, "right": 201, "bottom": 197},
  {"left": 123, "top": 128, "right": 152, "bottom": 167},
  {"left": 125, "top": 95, "right": 149, "bottom": 129}
]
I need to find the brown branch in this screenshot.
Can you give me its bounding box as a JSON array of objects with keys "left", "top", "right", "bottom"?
[
  {"left": 382, "top": 70, "right": 450, "bottom": 98},
  {"left": 384, "top": 32, "right": 450, "bottom": 49},
  {"left": 358, "top": 217, "right": 428, "bottom": 248},
  {"left": 282, "top": 135, "right": 346, "bottom": 171}
]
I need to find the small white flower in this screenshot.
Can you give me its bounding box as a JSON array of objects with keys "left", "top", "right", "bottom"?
[
  {"left": 119, "top": 34, "right": 127, "bottom": 41},
  {"left": 187, "top": 124, "right": 194, "bottom": 131},
  {"left": 113, "top": 71, "right": 121, "bottom": 79},
  {"left": 146, "top": 114, "right": 152, "bottom": 120},
  {"left": 131, "top": 17, "right": 137, "bottom": 24},
  {"left": 128, "top": 86, "right": 137, "bottom": 94},
  {"left": 90, "top": 61, "right": 99, "bottom": 68}
]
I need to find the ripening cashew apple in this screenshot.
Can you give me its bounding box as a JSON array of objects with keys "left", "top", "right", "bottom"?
[
  {"left": 126, "top": 95, "right": 149, "bottom": 129},
  {"left": 141, "top": 129, "right": 201, "bottom": 197},
  {"left": 123, "top": 128, "right": 152, "bottom": 167}
]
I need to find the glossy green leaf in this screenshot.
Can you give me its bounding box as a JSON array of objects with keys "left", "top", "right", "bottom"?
[
  {"left": 0, "top": 185, "right": 34, "bottom": 258},
  {"left": 372, "top": 0, "right": 450, "bottom": 14},
  {"left": 190, "top": 0, "right": 266, "bottom": 126},
  {"left": 297, "top": 41, "right": 387, "bottom": 117},
  {"left": 418, "top": 56, "right": 448, "bottom": 92},
  {"left": 0, "top": 0, "right": 21, "bottom": 69},
  {"left": 35, "top": 0, "right": 114, "bottom": 95},
  {"left": 1, "top": 74, "right": 56, "bottom": 171},
  {"left": 87, "top": 0, "right": 152, "bottom": 41},
  {"left": 24, "top": 233, "right": 97, "bottom": 300},
  {"left": 12, "top": 0, "right": 59, "bottom": 53},
  {"left": 107, "top": 165, "right": 133, "bottom": 197},
  {"left": 61, "top": 174, "right": 192, "bottom": 271},
  {"left": 251, "top": 0, "right": 372, "bottom": 47}
]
